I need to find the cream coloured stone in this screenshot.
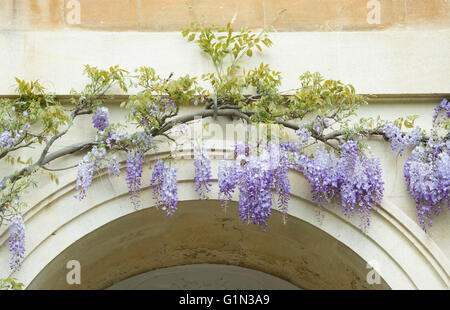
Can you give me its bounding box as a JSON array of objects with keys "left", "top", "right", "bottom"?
[
  {"left": 0, "top": 27, "right": 449, "bottom": 289},
  {"left": 0, "top": 30, "right": 449, "bottom": 95}
]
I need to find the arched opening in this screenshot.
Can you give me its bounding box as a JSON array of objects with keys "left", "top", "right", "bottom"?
[
  {"left": 106, "top": 264, "right": 301, "bottom": 290},
  {"left": 27, "top": 200, "right": 390, "bottom": 290}
]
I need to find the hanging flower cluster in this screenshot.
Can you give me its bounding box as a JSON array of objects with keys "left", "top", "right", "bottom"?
[
  {"left": 92, "top": 107, "right": 110, "bottom": 131},
  {"left": 238, "top": 155, "right": 273, "bottom": 228},
  {"left": 151, "top": 159, "right": 178, "bottom": 216},
  {"left": 77, "top": 108, "right": 155, "bottom": 206},
  {"left": 75, "top": 146, "right": 121, "bottom": 200},
  {"left": 194, "top": 145, "right": 213, "bottom": 199},
  {"left": 9, "top": 214, "right": 25, "bottom": 271},
  {"left": 294, "top": 141, "right": 384, "bottom": 232},
  {"left": 377, "top": 98, "right": 450, "bottom": 231},
  {"left": 71, "top": 100, "right": 446, "bottom": 235},
  {"left": 218, "top": 160, "right": 237, "bottom": 207},
  {"left": 404, "top": 138, "right": 449, "bottom": 231},
  {"left": 75, "top": 154, "right": 97, "bottom": 200},
  {"left": 126, "top": 151, "right": 144, "bottom": 210},
  {"left": 268, "top": 142, "right": 291, "bottom": 224},
  {"left": 217, "top": 141, "right": 291, "bottom": 229}
]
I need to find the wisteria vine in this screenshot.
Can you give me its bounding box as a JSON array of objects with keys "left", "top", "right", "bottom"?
[{"left": 0, "top": 21, "right": 448, "bottom": 279}]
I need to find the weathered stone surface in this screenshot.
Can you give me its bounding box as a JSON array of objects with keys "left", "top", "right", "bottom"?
[
  {"left": 26, "top": 201, "right": 390, "bottom": 290},
  {"left": 406, "top": 0, "right": 450, "bottom": 26},
  {"left": 0, "top": 0, "right": 448, "bottom": 31},
  {"left": 69, "top": 0, "right": 138, "bottom": 30},
  {"left": 0, "top": 0, "right": 64, "bottom": 30},
  {"left": 140, "top": 0, "right": 264, "bottom": 31},
  {"left": 266, "top": 0, "right": 410, "bottom": 31}
]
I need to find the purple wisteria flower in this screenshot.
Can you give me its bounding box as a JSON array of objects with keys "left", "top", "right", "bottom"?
[
  {"left": 126, "top": 151, "right": 144, "bottom": 210},
  {"left": 217, "top": 141, "right": 292, "bottom": 228},
  {"left": 339, "top": 142, "right": 384, "bottom": 230},
  {"left": 151, "top": 159, "right": 178, "bottom": 216},
  {"left": 75, "top": 147, "right": 110, "bottom": 200},
  {"left": 296, "top": 126, "right": 312, "bottom": 145},
  {"left": 433, "top": 98, "right": 449, "bottom": 125},
  {"left": 132, "top": 132, "right": 154, "bottom": 152},
  {"left": 234, "top": 141, "right": 248, "bottom": 158},
  {"left": 9, "top": 214, "right": 25, "bottom": 271},
  {"left": 103, "top": 131, "right": 121, "bottom": 149},
  {"left": 295, "top": 148, "right": 340, "bottom": 208},
  {"left": 147, "top": 96, "right": 177, "bottom": 118},
  {"left": 312, "top": 116, "right": 330, "bottom": 136},
  {"left": 269, "top": 143, "right": 291, "bottom": 223},
  {"left": 218, "top": 160, "right": 237, "bottom": 207},
  {"left": 238, "top": 155, "right": 273, "bottom": 228},
  {"left": 161, "top": 165, "right": 178, "bottom": 216},
  {"left": 404, "top": 139, "right": 449, "bottom": 231},
  {"left": 91, "top": 146, "right": 106, "bottom": 161},
  {"left": 383, "top": 122, "right": 422, "bottom": 155},
  {"left": 294, "top": 140, "right": 384, "bottom": 232},
  {"left": 108, "top": 156, "right": 120, "bottom": 176},
  {"left": 0, "top": 131, "right": 14, "bottom": 148},
  {"left": 92, "top": 107, "right": 109, "bottom": 131},
  {"left": 74, "top": 154, "right": 96, "bottom": 200},
  {"left": 280, "top": 142, "right": 302, "bottom": 153},
  {"left": 194, "top": 146, "right": 213, "bottom": 199},
  {"left": 151, "top": 159, "right": 165, "bottom": 203}
]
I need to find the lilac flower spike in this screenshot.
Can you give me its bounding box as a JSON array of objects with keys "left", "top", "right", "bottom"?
[
  {"left": 194, "top": 145, "right": 213, "bottom": 200},
  {"left": 92, "top": 107, "right": 109, "bottom": 131},
  {"left": 294, "top": 140, "right": 384, "bottom": 232},
  {"left": 126, "top": 151, "right": 144, "bottom": 210},
  {"left": 151, "top": 159, "right": 178, "bottom": 216},
  {"left": 9, "top": 214, "right": 25, "bottom": 271}
]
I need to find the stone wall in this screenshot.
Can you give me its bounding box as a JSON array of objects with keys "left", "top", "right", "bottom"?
[
  {"left": 0, "top": 0, "right": 449, "bottom": 289},
  {"left": 1, "top": 0, "right": 449, "bottom": 31}
]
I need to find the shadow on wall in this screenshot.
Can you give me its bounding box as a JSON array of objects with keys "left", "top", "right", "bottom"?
[
  {"left": 27, "top": 200, "right": 390, "bottom": 290},
  {"left": 106, "top": 264, "right": 302, "bottom": 290}
]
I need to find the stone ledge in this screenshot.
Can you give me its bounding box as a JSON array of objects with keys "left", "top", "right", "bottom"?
[{"left": 0, "top": 0, "right": 449, "bottom": 31}]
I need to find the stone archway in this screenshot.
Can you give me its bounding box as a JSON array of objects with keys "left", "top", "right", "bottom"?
[
  {"left": 27, "top": 200, "right": 389, "bottom": 290},
  {"left": 105, "top": 264, "right": 302, "bottom": 290},
  {"left": 0, "top": 152, "right": 448, "bottom": 290}
]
